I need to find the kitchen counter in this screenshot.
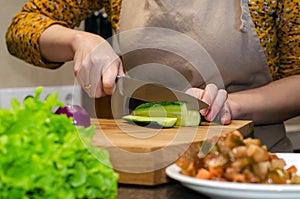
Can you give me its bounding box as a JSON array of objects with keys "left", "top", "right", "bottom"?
[{"left": 118, "top": 181, "right": 210, "bottom": 199}]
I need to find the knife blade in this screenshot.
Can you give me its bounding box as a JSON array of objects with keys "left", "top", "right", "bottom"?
[{"left": 116, "top": 76, "right": 208, "bottom": 110}]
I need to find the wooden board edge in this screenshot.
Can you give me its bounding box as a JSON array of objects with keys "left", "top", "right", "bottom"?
[{"left": 235, "top": 120, "right": 254, "bottom": 137}]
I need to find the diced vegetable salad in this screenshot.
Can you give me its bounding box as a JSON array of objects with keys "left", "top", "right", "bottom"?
[
  {"left": 0, "top": 87, "right": 118, "bottom": 198},
  {"left": 176, "top": 131, "right": 300, "bottom": 184}
]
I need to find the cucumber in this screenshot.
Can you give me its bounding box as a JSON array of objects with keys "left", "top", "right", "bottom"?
[
  {"left": 122, "top": 115, "right": 177, "bottom": 128},
  {"left": 133, "top": 101, "right": 201, "bottom": 126}
]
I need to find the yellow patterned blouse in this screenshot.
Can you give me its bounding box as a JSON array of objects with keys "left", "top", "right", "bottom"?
[{"left": 5, "top": 0, "right": 300, "bottom": 80}]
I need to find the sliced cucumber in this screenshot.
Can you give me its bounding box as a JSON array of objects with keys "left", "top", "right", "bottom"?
[
  {"left": 133, "top": 101, "right": 201, "bottom": 126},
  {"left": 122, "top": 115, "right": 177, "bottom": 128}
]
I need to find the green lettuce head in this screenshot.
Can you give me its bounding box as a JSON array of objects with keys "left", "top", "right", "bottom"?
[{"left": 0, "top": 87, "right": 118, "bottom": 199}]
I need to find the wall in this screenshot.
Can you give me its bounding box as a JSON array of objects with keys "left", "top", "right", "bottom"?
[{"left": 0, "top": 0, "right": 77, "bottom": 89}]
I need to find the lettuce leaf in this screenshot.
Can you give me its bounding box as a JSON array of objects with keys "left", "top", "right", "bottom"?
[{"left": 0, "top": 87, "right": 118, "bottom": 198}]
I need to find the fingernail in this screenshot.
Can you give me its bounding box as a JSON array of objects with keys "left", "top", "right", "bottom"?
[
  {"left": 200, "top": 108, "right": 209, "bottom": 117},
  {"left": 221, "top": 116, "right": 230, "bottom": 125}
]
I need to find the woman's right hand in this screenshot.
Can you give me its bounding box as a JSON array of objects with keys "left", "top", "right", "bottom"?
[
  {"left": 72, "top": 31, "right": 124, "bottom": 98},
  {"left": 39, "top": 25, "right": 124, "bottom": 98}
]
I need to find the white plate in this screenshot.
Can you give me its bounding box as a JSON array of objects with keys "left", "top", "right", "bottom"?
[{"left": 166, "top": 153, "right": 300, "bottom": 199}]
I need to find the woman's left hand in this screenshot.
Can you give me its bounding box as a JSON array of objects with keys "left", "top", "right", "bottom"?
[{"left": 186, "top": 84, "right": 231, "bottom": 124}]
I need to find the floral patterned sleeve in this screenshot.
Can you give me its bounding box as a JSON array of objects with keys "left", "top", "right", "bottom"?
[
  {"left": 275, "top": 0, "right": 300, "bottom": 79},
  {"left": 5, "top": 0, "right": 106, "bottom": 69},
  {"left": 248, "top": 0, "right": 300, "bottom": 80}
]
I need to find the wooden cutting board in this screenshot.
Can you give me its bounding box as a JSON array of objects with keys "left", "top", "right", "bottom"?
[{"left": 91, "top": 119, "right": 253, "bottom": 185}]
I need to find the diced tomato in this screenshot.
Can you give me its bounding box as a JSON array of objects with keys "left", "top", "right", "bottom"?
[
  {"left": 196, "top": 168, "right": 212, "bottom": 180},
  {"left": 286, "top": 165, "right": 297, "bottom": 173},
  {"left": 233, "top": 174, "right": 246, "bottom": 182},
  {"left": 208, "top": 166, "right": 223, "bottom": 177}
]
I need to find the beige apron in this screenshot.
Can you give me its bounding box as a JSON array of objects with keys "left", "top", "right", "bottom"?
[{"left": 116, "top": 0, "right": 293, "bottom": 152}]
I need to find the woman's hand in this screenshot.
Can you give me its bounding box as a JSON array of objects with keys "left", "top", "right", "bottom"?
[
  {"left": 186, "top": 84, "right": 231, "bottom": 124},
  {"left": 72, "top": 32, "right": 124, "bottom": 98},
  {"left": 39, "top": 25, "right": 124, "bottom": 98}
]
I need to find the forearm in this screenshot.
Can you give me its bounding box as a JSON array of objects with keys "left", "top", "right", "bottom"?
[
  {"left": 39, "top": 24, "right": 107, "bottom": 67},
  {"left": 6, "top": 0, "right": 104, "bottom": 68},
  {"left": 39, "top": 24, "right": 78, "bottom": 63},
  {"left": 228, "top": 75, "right": 300, "bottom": 124}
]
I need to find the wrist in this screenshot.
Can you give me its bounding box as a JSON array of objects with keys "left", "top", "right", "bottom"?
[
  {"left": 71, "top": 30, "right": 105, "bottom": 56},
  {"left": 40, "top": 24, "right": 79, "bottom": 62},
  {"left": 227, "top": 94, "right": 249, "bottom": 120},
  {"left": 70, "top": 31, "right": 86, "bottom": 55}
]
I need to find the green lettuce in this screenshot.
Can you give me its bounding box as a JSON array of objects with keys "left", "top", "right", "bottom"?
[{"left": 0, "top": 87, "right": 118, "bottom": 199}]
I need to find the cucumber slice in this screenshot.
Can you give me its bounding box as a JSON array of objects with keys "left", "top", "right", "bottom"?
[
  {"left": 122, "top": 115, "right": 177, "bottom": 128},
  {"left": 133, "top": 101, "right": 201, "bottom": 126}
]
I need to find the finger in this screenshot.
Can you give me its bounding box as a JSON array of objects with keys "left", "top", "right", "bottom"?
[
  {"left": 221, "top": 103, "right": 231, "bottom": 125},
  {"left": 185, "top": 88, "right": 206, "bottom": 115},
  {"left": 75, "top": 59, "right": 94, "bottom": 97},
  {"left": 118, "top": 62, "right": 125, "bottom": 76},
  {"left": 185, "top": 88, "right": 204, "bottom": 99},
  {"left": 89, "top": 63, "right": 103, "bottom": 98},
  {"left": 200, "top": 84, "right": 218, "bottom": 116},
  {"left": 102, "top": 58, "right": 123, "bottom": 95},
  {"left": 204, "top": 89, "right": 228, "bottom": 121},
  {"left": 212, "top": 103, "right": 231, "bottom": 125},
  {"left": 73, "top": 51, "right": 85, "bottom": 77},
  {"left": 94, "top": 81, "right": 104, "bottom": 98}
]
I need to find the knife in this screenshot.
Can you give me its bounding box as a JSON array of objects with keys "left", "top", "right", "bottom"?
[{"left": 115, "top": 76, "right": 208, "bottom": 110}]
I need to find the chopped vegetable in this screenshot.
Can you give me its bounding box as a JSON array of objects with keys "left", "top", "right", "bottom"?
[
  {"left": 0, "top": 87, "right": 118, "bottom": 198},
  {"left": 176, "top": 131, "right": 300, "bottom": 184},
  {"left": 122, "top": 115, "right": 177, "bottom": 128},
  {"left": 132, "top": 101, "right": 201, "bottom": 127}
]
